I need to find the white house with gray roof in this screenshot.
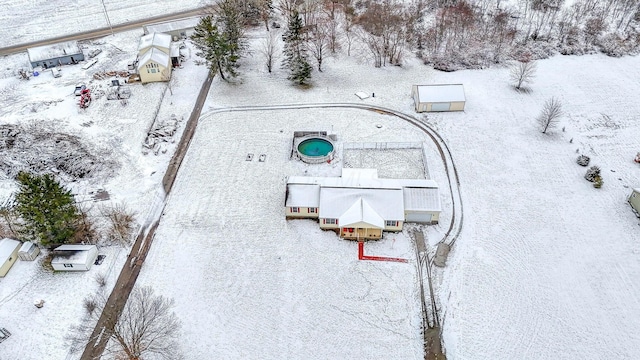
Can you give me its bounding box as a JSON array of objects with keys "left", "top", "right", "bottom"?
[{"left": 285, "top": 168, "right": 441, "bottom": 240}]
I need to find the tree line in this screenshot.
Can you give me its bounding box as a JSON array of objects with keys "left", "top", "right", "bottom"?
[{"left": 191, "top": 0, "right": 640, "bottom": 82}]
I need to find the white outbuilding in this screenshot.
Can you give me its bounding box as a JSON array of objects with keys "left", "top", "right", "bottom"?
[
  {"left": 18, "top": 241, "right": 40, "bottom": 261},
  {"left": 412, "top": 84, "right": 466, "bottom": 112},
  {"left": 51, "top": 244, "right": 98, "bottom": 271},
  {"left": 0, "top": 238, "right": 22, "bottom": 277},
  {"left": 629, "top": 188, "right": 640, "bottom": 216}
]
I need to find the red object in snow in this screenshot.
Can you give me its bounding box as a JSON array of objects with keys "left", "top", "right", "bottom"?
[
  {"left": 78, "top": 88, "right": 92, "bottom": 109},
  {"left": 358, "top": 241, "right": 408, "bottom": 263}
]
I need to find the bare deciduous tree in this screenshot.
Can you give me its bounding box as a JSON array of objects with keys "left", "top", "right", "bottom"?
[
  {"left": 68, "top": 286, "right": 182, "bottom": 360},
  {"left": 537, "top": 97, "right": 563, "bottom": 134},
  {"left": 101, "top": 202, "right": 136, "bottom": 246},
  {"left": 510, "top": 60, "right": 537, "bottom": 90},
  {"left": 261, "top": 30, "right": 280, "bottom": 72},
  {"left": 307, "top": 18, "right": 330, "bottom": 71}
]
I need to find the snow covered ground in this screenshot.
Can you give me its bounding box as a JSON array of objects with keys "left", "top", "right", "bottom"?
[
  {"left": 0, "top": 12, "right": 639, "bottom": 360},
  {"left": 0, "top": 0, "right": 204, "bottom": 48},
  {"left": 0, "top": 28, "right": 209, "bottom": 359}
]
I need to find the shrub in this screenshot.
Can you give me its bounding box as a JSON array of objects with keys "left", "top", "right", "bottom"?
[
  {"left": 593, "top": 175, "right": 603, "bottom": 188},
  {"left": 577, "top": 154, "right": 590, "bottom": 166},
  {"left": 585, "top": 166, "right": 601, "bottom": 182}
]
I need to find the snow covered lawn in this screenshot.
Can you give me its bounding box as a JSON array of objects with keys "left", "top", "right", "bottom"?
[{"left": 136, "top": 109, "right": 433, "bottom": 359}]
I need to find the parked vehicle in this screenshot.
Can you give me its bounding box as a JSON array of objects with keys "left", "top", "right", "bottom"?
[{"left": 74, "top": 84, "right": 86, "bottom": 96}]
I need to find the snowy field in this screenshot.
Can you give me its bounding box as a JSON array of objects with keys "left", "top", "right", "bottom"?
[
  {"left": 0, "top": 28, "right": 209, "bottom": 359},
  {"left": 0, "top": 0, "right": 204, "bottom": 48},
  {"left": 137, "top": 109, "right": 427, "bottom": 359},
  {"left": 0, "top": 12, "right": 639, "bottom": 360}
]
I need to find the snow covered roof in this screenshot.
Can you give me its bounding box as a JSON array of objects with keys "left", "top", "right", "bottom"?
[
  {"left": 138, "top": 32, "right": 172, "bottom": 53},
  {"left": 286, "top": 184, "right": 320, "bottom": 207},
  {"left": 287, "top": 175, "right": 437, "bottom": 190},
  {"left": 137, "top": 48, "right": 171, "bottom": 70},
  {"left": 339, "top": 198, "right": 385, "bottom": 228},
  {"left": 415, "top": 84, "right": 466, "bottom": 103},
  {"left": 341, "top": 168, "right": 378, "bottom": 179},
  {"left": 19, "top": 241, "right": 36, "bottom": 253},
  {"left": 403, "top": 188, "right": 442, "bottom": 212},
  {"left": 170, "top": 42, "right": 180, "bottom": 57},
  {"left": 51, "top": 244, "right": 96, "bottom": 264},
  {"left": 144, "top": 17, "right": 200, "bottom": 35},
  {"left": 27, "top": 41, "right": 82, "bottom": 62},
  {"left": 0, "top": 238, "right": 21, "bottom": 264},
  {"left": 319, "top": 187, "right": 405, "bottom": 221}
]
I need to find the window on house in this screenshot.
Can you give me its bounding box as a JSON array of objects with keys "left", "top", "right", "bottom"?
[
  {"left": 63, "top": 264, "right": 73, "bottom": 268},
  {"left": 385, "top": 220, "right": 398, "bottom": 227},
  {"left": 309, "top": 208, "right": 316, "bottom": 213},
  {"left": 291, "top": 207, "right": 300, "bottom": 213},
  {"left": 325, "top": 218, "right": 337, "bottom": 225}
]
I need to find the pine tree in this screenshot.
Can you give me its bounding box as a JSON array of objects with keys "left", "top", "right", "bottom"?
[
  {"left": 14, "top": 172, "right": 80, "bottom": 246},
  {"left": 282, "top": 11, "right": 312, "bottom": 85},
  {"left": 191, "top": 9, "right": 246, "bottom": 81}
]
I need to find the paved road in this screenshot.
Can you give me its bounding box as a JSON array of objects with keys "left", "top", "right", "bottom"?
[{"left": 0, "top": 6, "right": 211, "bottom": 56}]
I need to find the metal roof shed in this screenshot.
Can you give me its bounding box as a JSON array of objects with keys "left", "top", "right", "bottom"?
[
  {"left": 27, "top": 40, "right": 84, "bottom": 68},
  {"left": 18, "top": 241, "right": 40, "bottom": 261},
  {"left": 412, "top": 84, "right": 466, "bottom": 113},
  {"left": 51, "top": 244, "right": 98, "bottom": 271}
]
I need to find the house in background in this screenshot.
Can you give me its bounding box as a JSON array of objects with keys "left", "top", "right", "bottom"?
[
  {"left": 137, "top": 33, "right": 173, "bottom": 84},
  {"left": 143, "top": 17, "right": 200, "bottom": 40},
  {"left": 629, "top": 188, "right": 640, "bottom": 216},
  {"left": 412, "top": 84, "right": 466, "bottom": 113},
  {"left": 51, "top": 244, "right": 98, "bottom": 271},
  {"left": 0, "top": 238, "right": 21, "bottom": 277},
  {"left": 27, "top": 40, "right": 84, "bottom": 69},
  {"left": 285, "top": 168, "right": 441, "bottom": 240}
]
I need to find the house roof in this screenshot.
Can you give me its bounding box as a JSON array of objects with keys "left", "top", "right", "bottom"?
[
  {"left": 51, "top": 244, "right": 96, "bottom": 264},
  {"left": 339, "top": 198, "right": 385, "bottom": 228},
  {"left": 137, "top": 48, "right": 171, "bottom": 70},
  {"left": 144, "top": 17, "right": 200, "bottom": 35},
  {"left": 138, "top": 32, "right": 172, "bottom": 53},
  {"left": 403, "top": 187, "right": 442, "bottom": 212},
  {"left": 415, "top": 84, "right": 466, "bottom": 103},
  {"left": 319, "top": 187, "right": 405, "bottom": 221},
  {"left": 27, "top": 41, "right": 83, "bottom": 62},
  {"left": 0, "top": 238, "right": 21, "bottom": 264},
  {"left": 286, "top": 184, "right": 320, "bottom": 207}
]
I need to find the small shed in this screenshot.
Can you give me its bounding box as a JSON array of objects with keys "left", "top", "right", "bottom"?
[
  {"left": 27, "top": 41, "right": 85, "bottom": 69},
  {"left": 138, "top": 48, "right": 172, "bottom": 83},
  {"left": 412, "top": 84, "right": 466, "bottom": 113},
  {"left": 0, "top": 238, "right": 22, "bottom": 277},
  {"left": 18, "top": 241, "right": 40, "bottom": 261},
  {"left": 143, "top": 17, "right": 200, "bottom": 40},
  {"left": 51, "top": 244, "right": 98, "bottom": 271},
  {"left": 403, "top": 187, "right": 441, "bottom": 224},
  {"left": 629, "top": 188, "right": 640, "bottom": 216}
]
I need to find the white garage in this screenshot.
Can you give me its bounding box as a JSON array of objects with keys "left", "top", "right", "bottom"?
[
  {"left": 51, "top": 244, "right": 98, "bottom": 271},
  {"left": 412, "top": 84, "right": 466, "bottom": 113}
]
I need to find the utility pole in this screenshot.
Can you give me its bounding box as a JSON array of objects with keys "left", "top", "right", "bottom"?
[{"left": 100, "top": 0, "right": 114, "bottom": 36}]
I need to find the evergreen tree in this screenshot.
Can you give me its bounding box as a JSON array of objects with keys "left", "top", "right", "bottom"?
[
  {"left": 282, "top": 11, "right": 312, "bottom": 85},
  {"left": 14, "top": 172, "right": 80, "bottom": 246},
  {"left": 191, "top": 9, "right": 246, "bottom": 81}
]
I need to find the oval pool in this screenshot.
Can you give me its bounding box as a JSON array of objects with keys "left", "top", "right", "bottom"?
[{"left": 297, "top": 137, "right": 335, "bottom": 163}]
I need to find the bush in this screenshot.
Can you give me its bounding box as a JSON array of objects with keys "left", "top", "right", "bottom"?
[
  {"left": 585, "top": 166, "right": 601, "bottom": 182},
  {"left": 577, "top": 154, "right": 590, "bottom": 166},
  {"left": 83, "top": 296, "right": 98, "bottom": 315},
  {"left": 593, "top": 175, "right": 603, "bottom": 188}
]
